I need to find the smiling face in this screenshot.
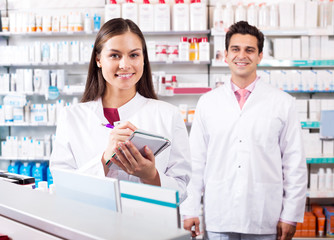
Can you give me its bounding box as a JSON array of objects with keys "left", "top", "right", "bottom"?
[
  {"left": 225, "top": 33, "right": 263, "bottom": 87},
  {"left": 96, "top": 31, "right": 144, "bottom": 96}
]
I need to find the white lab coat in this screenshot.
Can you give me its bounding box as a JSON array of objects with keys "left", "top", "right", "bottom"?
[
  {"left": 180, "top": 79, "right": 307, "bottom": 234},
  {"left": 50, "top": 93, "right": 191, "bottom": 201}
]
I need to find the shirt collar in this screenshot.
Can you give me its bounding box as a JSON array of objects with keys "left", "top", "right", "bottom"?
[
  {"left": 231, "top": 76, "right": 260, "bottom": 93},
  {"left": 94, "top": 92, "right": 148, "bottom": 123}
]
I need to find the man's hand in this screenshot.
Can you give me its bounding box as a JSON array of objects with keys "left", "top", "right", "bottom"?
[
  {"left": 277, "top": 221, "right": 296, "bottom": 240},
  {"left": 183, "top": 217, "right": 200, "bottom": 238}
]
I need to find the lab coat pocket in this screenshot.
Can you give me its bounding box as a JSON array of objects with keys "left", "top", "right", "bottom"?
[
  {"left": 252, "top": 183, "right": 283, "bottom": 231},
  {"left": 204, "top": 179, "right": 231, "bottom": 227},
  {"left": 252, "top": 117, "right": 282, "bottom": 147}
]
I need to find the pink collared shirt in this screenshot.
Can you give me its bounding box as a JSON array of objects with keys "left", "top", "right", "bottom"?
[{"left": 231, "top": 76, "right": 259, "bottom": 103}]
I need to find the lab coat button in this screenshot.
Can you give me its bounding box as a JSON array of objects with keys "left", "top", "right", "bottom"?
[{"left": 239, "top": 140, "right": 242, "bottom": 143}]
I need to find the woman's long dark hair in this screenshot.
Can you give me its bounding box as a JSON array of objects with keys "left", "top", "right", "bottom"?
[{"left": 81, "top": 18, "right": 157, "bottom": 103}]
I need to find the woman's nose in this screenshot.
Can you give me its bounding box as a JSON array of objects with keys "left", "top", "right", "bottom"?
[{"left": 119, "top": 57, "right": 130, "bottom": 69}]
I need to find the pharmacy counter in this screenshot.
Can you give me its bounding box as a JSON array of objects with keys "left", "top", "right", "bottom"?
[{"left": 0, "top": 180, "right": 188, "bottom": 240}]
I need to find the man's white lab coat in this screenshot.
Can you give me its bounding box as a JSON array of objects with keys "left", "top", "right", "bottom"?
[
  {"left": 50, "top": 93, "right": 191, "bottom": 201},
  {"left": 180, "top": 79, "right": 307, "bottom": 234}
]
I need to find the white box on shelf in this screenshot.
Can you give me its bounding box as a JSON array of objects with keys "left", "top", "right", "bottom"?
[
  {"left": 213, "top": 35, "right": 225, "bottom": 63},
  {"left": 310, "top": 173, "right": 318, "bottom": 191},
  {"left": 273, "top": 38, "right": 292, "bottom": 60},
  {"left": 321, "top": 99, "right": 334, "bottom": 111},
  {"left": 302, "top": 130, "right": 322, "bottom": 156},
  {"left": 309, "top": 36, "right": 321, "bottom": 60},
  {"left": 309, "top": 99, "right": 321, "bottom": 121},
  {"left": 279, "top": 2, "right": 294, "bottom": 28},
  {"left": 294, "top": 0, "right": 306, "bottom": 28},
  {"left": 323, "top": 141, "right": 334, "bottom": 156},
  {"left": 257, "top": 70, "right": 271, "bottom": 85},
  {"left": 292, "top": 38, "right": 301, "bottom": 60},
  {"left": 301, "top": 36, "right": 309, "bottom": 60},
  {"left": 296, "top": 99, "right": 308, "bottom": 121},
  {"left": 306, "top": 1, "right": 318, "bottom": 28}
]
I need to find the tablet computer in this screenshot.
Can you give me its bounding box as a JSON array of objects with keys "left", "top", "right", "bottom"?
[{"left": 128, "top": 130, "right": 171, "bottom": 157}]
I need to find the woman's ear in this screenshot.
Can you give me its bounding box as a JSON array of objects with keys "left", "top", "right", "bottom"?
[{"left": 96, "top": 56, "right": 101, "bottom": 68}]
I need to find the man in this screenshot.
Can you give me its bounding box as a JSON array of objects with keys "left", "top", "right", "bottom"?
[{"left": 180, "top": 21, "right": 307, "bottom": 240}]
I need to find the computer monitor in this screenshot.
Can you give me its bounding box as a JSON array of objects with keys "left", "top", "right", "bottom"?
[{"left": 52, "top": 168, "right": 121, "bottom": 212}]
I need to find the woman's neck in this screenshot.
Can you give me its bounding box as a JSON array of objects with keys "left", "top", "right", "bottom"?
[{"left": 102, "top": 88, "right": 136, "bottom": 108}]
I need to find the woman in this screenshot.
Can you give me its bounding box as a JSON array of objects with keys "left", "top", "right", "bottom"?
[{"left": 50, "top": 18, "right": 191, "bottom": 201}]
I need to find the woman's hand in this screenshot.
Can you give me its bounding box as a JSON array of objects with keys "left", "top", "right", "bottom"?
[
  {"left": 102, "top": 121, "right": 137, "bottom": 174},
  {"left": 111, "top": 140, "right": 161, "bottom": 186}
]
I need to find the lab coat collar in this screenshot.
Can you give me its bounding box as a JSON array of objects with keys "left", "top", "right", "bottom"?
[
  {"left": 93, "top": 92, "right": 148, "bottom": 123},
  {"left": 117, "top": 92, "right": 148, "bottom": 120},
  {"left": 225, "top": 77, "right": 263, "bottom": 96},
  {"left": 224, "top": 77, "right": 264, "bottom": 111}
]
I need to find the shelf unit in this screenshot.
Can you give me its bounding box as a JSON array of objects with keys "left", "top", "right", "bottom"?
[{"left": 0, "top": 21, "right": 212, "bottom": 169}]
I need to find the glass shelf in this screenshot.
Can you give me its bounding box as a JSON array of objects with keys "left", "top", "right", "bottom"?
[
  {"left": 211, "top": 28, "right": 333, "bottom": 37},
  {"left": 211, "top": 59, "right": 334, "bottom": 68},
  {"left": 0, "top": 31, "right": 97, "bottom": 37},
  {"left": 0, "top": 62, "right": 89, "bottom": 67},
  {"left": 307, "top": 189, "right": 334, "bottom": 198},
  {"left": 0, "top": 123, "right": 56, "bottom": 127},
  {"left": 307, "top": 157, "right": 334, "bottom": 164},
  {"left": 0, "top": 91, "right": 83, "bottom": 96},
  {"left": 0, "top": 156, "right": 49, "bottom": 161},
  {"left": 0, "top": 60, "right": 211, "bottom": 67},
  {"left": 0, "top": 30, "right": 211, "bottom": 37},
  {"left": 301, "top": 121, "right": 320, "bottom": 129}
]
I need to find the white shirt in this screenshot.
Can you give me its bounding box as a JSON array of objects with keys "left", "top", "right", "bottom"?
[
  {"left": 180, "top": 79, "right": 307, "bottom": 234},
  {"left": 50, "top": 93, "right": 191, "bottom": 202}
]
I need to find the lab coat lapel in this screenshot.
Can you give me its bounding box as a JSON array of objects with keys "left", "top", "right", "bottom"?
[
  {"left": 93, "top": 98, "right": 110, "bottom": 125},
  {"left": 223, "top": 80, "right": 242, "bottom": 112},
  {"left": 117, "top": 93, "right": 148, "bottom": 120}
]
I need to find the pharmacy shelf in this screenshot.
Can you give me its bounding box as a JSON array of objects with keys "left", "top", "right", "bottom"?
[
  {"left": 0, "top": 62, "right": 89, "bottom": 67},
  {"left": 0, "top": 123, "right": 56, "bottom": 127},
  {"left": 211, "top": 28, "right": 333, "bottom": 37},
  {"left": 151, "top": 60, "right": 210, "bottom": 65},
  {"left": 143, "top": 30, "right": 210, "bottom": 36},
  {"left": 0, "top": 156, "right": 49, "bottom": 161},
  {"left": 307, "top": 190, "right": 334, "bottom": 198},
  {"left": 0, "top": 31, "right": 97, "bottom": 37},
  {"left": 293, "top": 237, "right": 329, "bottom": 239},
  {"left": 260, "top": 59, "right": 334, "bottom": 68},
  {"left": 211, "top": 59, "right": 334, "bottom": 68},
  {"left": 286, "top": 90, "right": 334, "bottom": 93},
  {"left": 306, "top": 157, "right": 334, "bottom": 164},
  {"left": 301, "top": 121, "right": 320, "bottom": 129},
  {"left": 0, "top": 30, "right": 211, "bottom": 37},
  {"left": 0, "top": 60, "right": 210, "bottom": 67},
  {"left": 0, "top": 91, "right": 83, "bottom": 96}
]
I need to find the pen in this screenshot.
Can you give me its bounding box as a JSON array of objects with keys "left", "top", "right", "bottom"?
[
  {"left": 101, "top": 123, "right": 114, "bottom": 129},
  {"left": 106, "top": 152, "right": 116, "bottom": 168}
]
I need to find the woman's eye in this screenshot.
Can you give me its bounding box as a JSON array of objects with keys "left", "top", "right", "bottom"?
[
  {"left": 110, "top": 54, "right": 120, "bottom": 58},
  {"left": 130, "top": 53, "right": 139, "bottom": 58}
]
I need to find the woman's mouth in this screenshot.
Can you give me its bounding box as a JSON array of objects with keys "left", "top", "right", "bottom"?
[{"left": 116, "top": 73, "right": 134, "bottom": 79}]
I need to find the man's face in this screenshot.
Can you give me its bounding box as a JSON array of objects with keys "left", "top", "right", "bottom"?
[{"left": 225, "top": 34, "right": 263, "bottom": 80}]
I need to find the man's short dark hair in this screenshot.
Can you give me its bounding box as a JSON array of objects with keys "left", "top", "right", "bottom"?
[{"left": 225, "top": 21, "right": 264, "bottom": 54}]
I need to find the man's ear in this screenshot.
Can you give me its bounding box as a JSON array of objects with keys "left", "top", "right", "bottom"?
[
  {"left": 257, "top": 51, "right": 263, "bottom": 64},
  {"left": 224, "top": 50, "right": 228, "bottom": 63}
]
